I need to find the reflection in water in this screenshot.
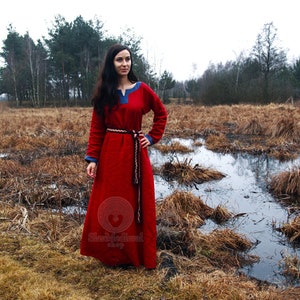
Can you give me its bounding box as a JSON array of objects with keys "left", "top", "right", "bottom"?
[{"left": 150, "top": 138, "right": 300, "bottom": 287}]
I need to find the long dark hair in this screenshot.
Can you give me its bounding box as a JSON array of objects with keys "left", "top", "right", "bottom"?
[{"left": 91, "top": 44, "right": 138, "bottom": 115}]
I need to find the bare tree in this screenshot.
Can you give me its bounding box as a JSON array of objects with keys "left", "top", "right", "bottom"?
[{"left": 251, "top": 22, "right": 287, "bottom": 103}]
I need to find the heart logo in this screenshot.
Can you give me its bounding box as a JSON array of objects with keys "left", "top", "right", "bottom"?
[
  {"left": 98, "top": 196, "right": 134, "bottom": 233},
  {"left": 108, "top": 214, "right": 123, "bottom": 228}
]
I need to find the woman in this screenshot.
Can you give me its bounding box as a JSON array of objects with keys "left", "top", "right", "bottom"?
[{"left": 80, "top": 44, "right": 167, "bottom": 269}]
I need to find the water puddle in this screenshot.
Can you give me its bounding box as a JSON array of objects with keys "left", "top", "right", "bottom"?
[{"left": 149, "top": 138, "right": 300, "bottom": 287}]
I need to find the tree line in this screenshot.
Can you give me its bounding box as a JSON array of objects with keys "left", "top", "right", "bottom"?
[
  {"left": 0, "top": 15, "right": 175, "bottom": 107},
  {"left": 175, "top": 22, "right": 300, "bottom": 105},
  {"left": 0, "top": 18, "right": 299, "bottom": 107}
]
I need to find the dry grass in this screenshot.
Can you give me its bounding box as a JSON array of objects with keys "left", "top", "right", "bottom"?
[
  {"left": 236, "top": 118, "right": 265, "bottom": 135},
  {"left": 2, "top": 201, "right": 294, "bottom": 300},
  {"left": 154, "top": 141, "right": 193, "bottom": 153},
  {"left": 269, "top": 167, "right": 300, "bottom": 246},
  {"left": 280, "top": 251, "right": 300, "bottom": 281},
  {"left": 156, "top": 190, "right": 258, "bottom": 272},
  {"left": 268, "top": 117, "right": 300, "bottom": 142},
  {"left": 156, "top": 190, "right": 214, "bottom": 228},
  {"left": 160, "top": 158, "right": 225, "bottom": 186},
  {"left": 160, "top": 103, "right": 300, "bottom": 160},
  {"left": 278, "top": 216, "right": 300, "bottom": 243},
  {"left": 1, "top": 104, "right": 300, "bottom": 299},
  {"left": 211, "top": 205, "right": 232, "bottom": 224},
  {"left": 205, "top": 133, "right": 232, "bottom": 153},
  {"left": 268, "top": 166, "right": 300, "bottom": 203}
]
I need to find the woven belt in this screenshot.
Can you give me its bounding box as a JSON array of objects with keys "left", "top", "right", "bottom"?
[{"left": 106, "top": 128, "right": 142, "bottom": 223}]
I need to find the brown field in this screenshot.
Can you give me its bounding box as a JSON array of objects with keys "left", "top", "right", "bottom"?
[{"left": 1, "top": 103, "right": 300, "bottom": 299}]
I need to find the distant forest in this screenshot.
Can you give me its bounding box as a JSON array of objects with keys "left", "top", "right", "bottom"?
[{"left": 0, "top": 16, "right": 299, "bottom": 107}]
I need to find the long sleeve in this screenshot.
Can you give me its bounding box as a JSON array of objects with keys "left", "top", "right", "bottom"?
[
  {"left": 142, "top": 83, "right": 168, "bottom": 144},
  {"left": 85, "top": 109, "right": 106, "bottom": 163}
]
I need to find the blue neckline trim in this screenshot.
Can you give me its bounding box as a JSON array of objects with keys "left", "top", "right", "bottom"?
[{"left": 118, "top": 82, "right": 141, "bottom": 104}]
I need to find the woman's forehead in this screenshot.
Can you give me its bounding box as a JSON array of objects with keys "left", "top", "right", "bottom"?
[{"left": 115, "top": 49, "right": 130, "bottom": 57}]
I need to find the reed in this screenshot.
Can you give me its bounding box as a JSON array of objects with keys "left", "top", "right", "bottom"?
[
  {"left": 156, "top": 190, "right": 214, "bottom": 228},
  {"left": 211, "top": 205, "right": 232, "bottom": 224},
  {"left": 280, "top": 251, "right": 300, "bottom": 281},
  {"left": 236, "top": 118, "right": 265, "bottom": 135},
  {"left": 160, "top": 158, "right": 225, "bottom": 185},
  {"left": 205, "top": 133, "right": 232, "bottom": 152},
  {"left": 154, "top": 141, "right": 193, "bottom": 153},
  {"left": 269, "top": 117, "right": 300, "bottom": 142},
  {"left": 268, "top": 166, "right": 300, "bottom": 202},
  {"left": 278, "top": 216, "right": 300, "bottom": 243}
]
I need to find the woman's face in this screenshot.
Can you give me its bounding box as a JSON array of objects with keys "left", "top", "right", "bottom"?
[{"left": 113, "top": 49, "right": 131, "bottom": 77}]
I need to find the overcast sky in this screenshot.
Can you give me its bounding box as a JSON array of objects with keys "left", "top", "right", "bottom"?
[{"left": 0, "top": 0, "right": 299, "bottom": 81}]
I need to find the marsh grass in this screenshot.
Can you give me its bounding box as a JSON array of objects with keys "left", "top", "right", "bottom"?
[
  {"left": 160, "top": 158, "right": 225, "bottom": 186},
  {"left": 277, "top": 216, "right": 300, "bottom": 243},
  {"left": 205, "top": 133, "right": 232, "bottom": 153},
  {"left": 156, "top": 190, "right": 258, "bottom": 270},
  {"left": 156, "top": 190, "right": 214, "bottom": 228},
  {"left": 269, "top": 117, "right": 300, "bottom": 142},
  {"left": 236, "top": 118, "right": 265, "bottom": 135},
  {"left": 269, "top": 166, "right": 300, "bottom": 276},
  {"left": 1, "top": 201, "right": 281, "bottom": 300},
  {"left": 1, "top": 104, "right": 300, "bottom": 299},
  {"left": 159, "top": 104, "right": 300, "bottom": 160},
  {"left": 280, "top": 252, "right": 300, "bottom": 281},
  {"left": 154, "top": 140, "right": 193, "bottom": 153},
  {"left": 211, "top": 205, "right": 233, "bottom": 224},
  {"left": 268, "top": 166, "right": 300, "bottom": 202}
]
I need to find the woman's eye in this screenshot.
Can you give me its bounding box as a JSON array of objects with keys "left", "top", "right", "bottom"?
[{"left": 115, "top": 57, "right": 131, "bottom": 63}]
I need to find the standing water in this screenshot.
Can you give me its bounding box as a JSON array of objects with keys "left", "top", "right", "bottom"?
[{"left": 149, "top": 138, "right": 300, "bottom": 287}]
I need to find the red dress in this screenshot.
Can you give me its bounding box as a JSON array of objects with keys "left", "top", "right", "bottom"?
[{"left": 80, "top": 82, "right": 167, "bottom": 269}]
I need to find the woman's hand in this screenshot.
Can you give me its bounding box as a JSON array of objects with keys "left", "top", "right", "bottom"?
[
  {"left": 87, "top": 162, "right": 97, "bottom": 178},
  {"left": 140, "top": 135, "right": 151, "bottom": 148}
]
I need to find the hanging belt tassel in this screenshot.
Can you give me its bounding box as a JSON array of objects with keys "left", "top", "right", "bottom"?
[{"left": 132, "top": 130, "right": 141, "bottom": 185}]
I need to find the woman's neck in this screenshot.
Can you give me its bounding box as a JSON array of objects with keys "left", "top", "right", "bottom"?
[{"left": 118, "top": 77, "right": 135, "bottom": 95}]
